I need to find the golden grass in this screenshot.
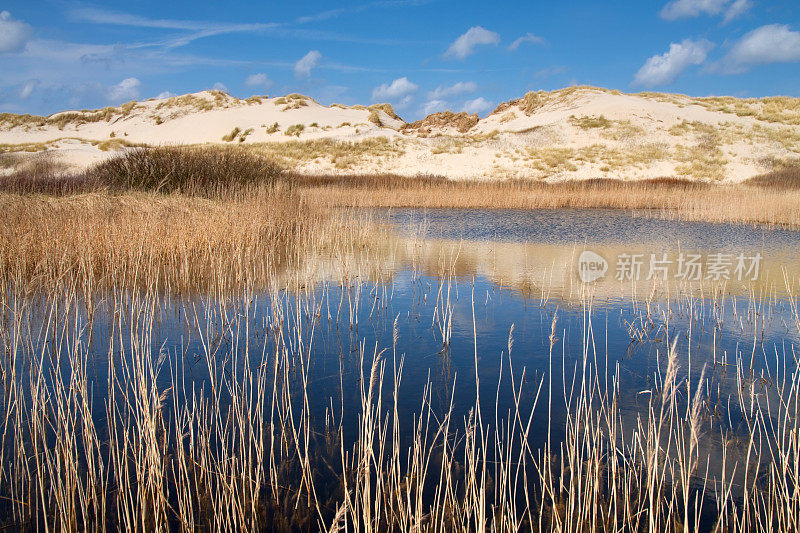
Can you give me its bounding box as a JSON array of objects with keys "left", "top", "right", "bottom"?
[
  {"left": 0, "top": 188, "right": 346, "bottom": 293},
  {"left": 295, "top": 174, "right": 800, "bottom": 228}
]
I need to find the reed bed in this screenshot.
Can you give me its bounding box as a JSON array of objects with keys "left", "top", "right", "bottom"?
[
  {"left": 294, "top": 174, "right": 800, "bottom": 229},
  {"left": 0, "top": 188, "right": 378, "bottom": 295}
]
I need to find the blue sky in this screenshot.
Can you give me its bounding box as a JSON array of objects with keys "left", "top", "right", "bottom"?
[{"left": 1, "top": 0, "right": 799, "bottom": 119}]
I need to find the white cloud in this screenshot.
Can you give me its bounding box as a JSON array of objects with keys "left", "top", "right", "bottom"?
[
  {"left": 0, "top": 11, "right": 33, "bottom": 53},
  {"left": 212, "top": 81, "right": 228, "bottom": 92},
  {"left": 19, "top": 79, "right": 39, "bottom": 99},
  {"left": 633, "top": 38, "right": 713, "bottom": 87},
  {"left": 294, "top": 50, "right": 322, "bottom": 78},
  {"left": 444, "top": 26, "right": 500, "bottom": 60},
  {"left": 422, "top": 99, "right": 449, "bottom": 115},
  {"left": 508, "top": 33, "right": 545, "bottom": 51},
  {"left": 245, "top": 72, "right": 272, "bottom": 88},
  {"left": 717, "top": 24, "right": 800, "bottom": 73},
  {"left": 462, "top": 97, "right": 492, "bottom": 115},
  {"left": 107, "top": 77, "right": 141, "bottom": 101},
  {"left": 372, "top": 77, "right": 418, "bottom": 101},
  {"left": 156, "top": 91, "right": 175, "bottom": 99},
  {"left": 429, "top": 81, "right": 477, "bottom": 100},
  {"left": 659, "top": 0, "right": 750, "bottom": 22},
  {"left": 722, "top": 0, "right": 752, "bottom": 24}
]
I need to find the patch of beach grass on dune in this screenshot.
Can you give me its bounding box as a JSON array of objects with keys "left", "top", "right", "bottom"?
[
  {"left": 245, "top": 137, "right": 405, "bottom": 170},
  {"left": 522, "top": 143, "right": 670, "bottom": 177},
  {"left": 674, "top": 133, "right": 728, "bottom": 180}
]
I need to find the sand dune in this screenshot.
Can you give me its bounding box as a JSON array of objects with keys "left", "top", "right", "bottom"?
[{"left": 1, "top": 86, "right": 798, "bottom": 181}]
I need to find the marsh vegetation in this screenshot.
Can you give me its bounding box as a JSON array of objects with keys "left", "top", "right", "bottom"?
[{"left": 0, "top": 146, "right": 799, "bottom": 531}]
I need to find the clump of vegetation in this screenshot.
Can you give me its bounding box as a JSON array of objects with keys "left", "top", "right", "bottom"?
[
  {"left": 276, "top": 94, "right": 313, "bottom": 111},
  {"left": 600, "top": 120, "right": 645, "bottom": 141},
  {"left": 90, "top": 146, "right": 283, "bottom": 194},
  {"left": 499, "top": 112, "right": 516, "bottom": 123},
  {"left": 525, "top": 147, "right": 579, "bottom": 175},
  {"left": 403, "top": 111, "right": 479, "bottom": 134},
  {"left": 222, "top": 127, "right": 242, "bottom": 142},
  {"left": 367, "top": 104, "right": 405, "bottom": 122},
  {"left": 96, "top": 138, "right": 134, "bottom": 152},
  {"left": 367, "top": 109, "right": 384, "bottom": 127},
  {"left": 569, "top": 114, "right": 612, "bottom": 129},
  {"left": 747, "top": 159, "right": 800, "bottom": 188},
  {"left": 285, "top": 124, "right": 305, "bottom": 137},
  {"left": 238, "top": 128, "right": 254, "bottom": 142},
  {"left": 266, "top": 122, "right": 280, "bottom": 134},
  {"left": 675, "top": 133, "right": 728, "bottom": 180}
]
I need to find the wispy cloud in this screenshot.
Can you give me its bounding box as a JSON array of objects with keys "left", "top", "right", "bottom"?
[
  {"left": 444, "top": 26, "right": 500, "bottom": 60},
  {"left": 245, "top": 72, "right": 272, "bottom": 89},
  {"left": 295, "top": 0, "right": 435, "bottom": 24},
  {"left": 659, "top": 0, "right": 751, "bottom": 23},
  {"left": 508, "top": 33, "right": 545, "bottom": 51},
  {"left": 633, "top": 38, "right": 713, "bottom": 87},
  {"left": 534, "top": 65, "right": 568, "bottom": 80},
  {"left": 18, "top": 79, "right": 39, "bottom": 99},
  {"left": 295, "top": 50, "right": 322, "bottom": 78}
]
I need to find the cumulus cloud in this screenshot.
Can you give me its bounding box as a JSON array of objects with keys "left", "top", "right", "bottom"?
[
  {"left": 716, "top": 24, "right": 800, "bottom": 73},
  {"left": 659, "top": 0, "right": 751, "bottom": 22},
  {"left": 19, "top": 79, "right": 39, "bottom": 99},
  {"left": 0, "top": 11, "right": 33, "bottom": 53},
  {"left": 372, "top": 77, "right": 418, "bottom": 101},
  {"left": 107, "top": 77, "right": 141, "bottom": 101},
  {"left": 429, "top": 81, "right": 477, "bottom": 100},
  {"left": 294, "top": 50, "right": 322, "bottom": 78},
  {"left": 444, "top": 26, "right": 500, "bottom": 60},
  {"left": 156, "top": 91, "right": 175, "bottom": 99},
  {"left": 462, "top": 97, "right": 492, "bottom": 115},
  {"left": 212, "top": 82, "right": 228, "bottom": 92},
  {"left": 508, "top": 33, "right": 545, "bottom": 51},
  {"left": 633, "top": 38, "right": 713, "bottom": 87},
  {"left": 245, "top": 72, "right": 272, "bottom": 88}
]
